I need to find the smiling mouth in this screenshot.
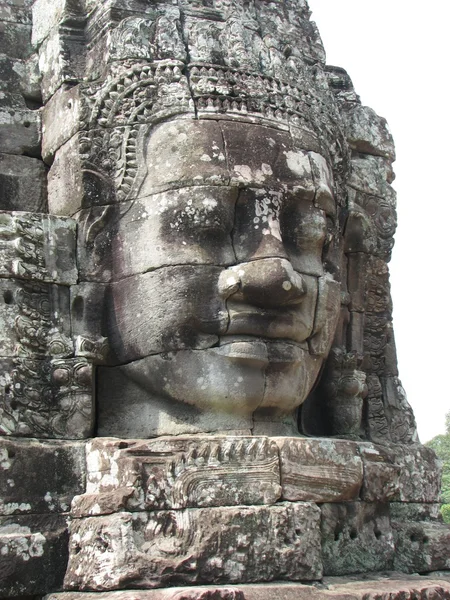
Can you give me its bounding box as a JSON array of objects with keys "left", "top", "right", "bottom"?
[
  {"left": 213, "top": 336, "right": 308, "bottom": 365},
  {"left": 225, "top": 303, "right": 313, "bottom": 344}
]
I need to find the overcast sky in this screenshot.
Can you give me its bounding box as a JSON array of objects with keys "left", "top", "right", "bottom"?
[{"left": 307, "top": 0, "right": 450, "bottom": 442}]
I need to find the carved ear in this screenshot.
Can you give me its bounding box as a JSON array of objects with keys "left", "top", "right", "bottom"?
[{"left": 343, "top": 205, "right": 377, "bottom": 254}]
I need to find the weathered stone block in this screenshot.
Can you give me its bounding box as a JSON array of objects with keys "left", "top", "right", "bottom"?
[
  {"left": 341, "top": 104, "right": 395, "bottom": 161},
  {"left": 136, "top": 119, "right": 230, "bottom": 198},
  {"left": 358, "top": 443, "right": 401, "bottom": 502},
  {"left": 274, "top": 437, "right": 363, "bottom": 502},
  {"left": 221, "top": 121, "right": 316, "bottom": 194},
  {"left": 72, "top": 436, "right": 280, "bottom": 516},
  {"left": 0, "top": 211, "right": 77, "bottom": 284},
  {"left": 42, "top": 576, "right": 450, "bottom": 600},
  {"left": 0, "top": 438, "right": 85, "bottom": 515},
  {"left": 70, "top": 282, "right": 110, "bottom": 362},
  {"left": 0, "top": 21, "right": 33, "bottom": 59},
  {"left": 32, "top": 0, "right": 85, "bottom": 47},
  {"left": 0, "top": 279, "right": 72, "bottom": 357},
  {"left": 390, "top": 502, "right": 443, "bottom": 522},
  {"left": 348, "top": 155, "right": 396, "bottom": 203},
  {"left": 379, "top": 444, "right": 442, "bottom": 503},
  {"left": 392, "top": 520, "right": 450, "bottom": 573},
  {"left": 41, "top": 85, "right": 83, "bottom": 162},
  {"left": 38, "top": 28, "right": 86, "bottom": 101},
  {"left": 0, "top": 513, "right": 68, "bottom": 597},
  {"left": 65, "top": 503, "right": 322, "bottom": 590},
  {"left": 0, "top": 106, "right": 41, "bottom": 157},
  {"left": 47, "top": 132, "right": 87, "bottom": 215},
  {"left": 0, "top": 357, "right": 94, "bottom": 439},
  {"left": 0, "top": 0, "right": 34, "bottom": 25},
  {"left": 321, "top": 502, "right": 394, "bottom": 575},
  {"left": 323, "top": 576, "right": 450, "bottom": 599},
  {"left": 0, "top": 153, "right": 46, "bottom": 211}
]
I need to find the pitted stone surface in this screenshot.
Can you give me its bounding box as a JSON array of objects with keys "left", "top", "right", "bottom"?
[
  {"left": 320, "top": 502, "right": 395, "bottom": 576},
  {"left": 72, "top": 436, "right": 281, "bottom": 515},
  {"left": 0, "top": 212, "right": 77, "bottom": 285},
  {"left": 0, "top": 438, "right": 85, "bottom": 515},
  {"left": 275, "top": 437, "right": 363, "bottom": 502},
  {"left": 0, "top": 513, "right": 69, "bottom": 597},
  {"left": 0, "top": 357, "right": 94, "bottom": 439},
  {"left": 65, "top": 503, "right": 322, "bottom": 590},
  {"left": 0, "top": 0, "right": 447, "bottom": 596},
  {"left": 44, "top": 576, "right": 450, "bottom": 600}
]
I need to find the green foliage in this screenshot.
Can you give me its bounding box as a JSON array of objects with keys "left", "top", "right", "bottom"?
[
  {"left": 426, "top": 411, "right": 450, "bottom": 516},
  {"left": 441, "top": 504, "right": 450, "bottom": 524}
]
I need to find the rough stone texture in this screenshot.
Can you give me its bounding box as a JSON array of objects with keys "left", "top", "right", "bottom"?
[
  {"left": 320, "top": 502, "right": 395, "bottom": 576},
  {"left": 0, "top": 278, "right": 71, "bottom": 358},
  {"left": 0, "top": 357, "right": 94, "bottom": 439},
  {"left": 72, "top": 436, "right": 280, "bottom": 515},
  {"left": 65, "top": 503, "right": 322, "bottom": 590},
  {"left": 0, "top": 154, "right": 47, "bottom": 211},
  {"left": 380, "top": 444, "right": 442, "bottom": 503},
  {"left": 0, "top": 212, "right": 77, "bottom": 285},
  {"left": 0, "top": 21, "right": 33, "bottom": 59},
  {"left": 358, "top": 443, "right": 401, "bottom": 502},
  {"left": 44, "top": 577, "right": 450, "bottom": 600},
  {"left": 274, "top": 437, "right": 363, "bottom": 502},
  {"left": 0, "top": 0, "right": 445, "bottom": 596},
  {"left": 0, "top": 513, "right": 68, "bottom": 597},
  {"left": 341, "top": 104, "right": 395, "bottom": 161},
  {"left": 0, "top": 438, "right": 85, "bottom": 515},
  {"left": 390, "top": 502, "right": 443, "bottom": 522},
  {"left": 392, "top": 520, "right": 450, "bottom": 573},
  {"left": 0, "top": 102, "right": 41, "bottom": 157}
]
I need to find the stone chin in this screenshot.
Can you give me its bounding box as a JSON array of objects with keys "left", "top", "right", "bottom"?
[{"left": 96, "top": 335, "right": 329, "bottom": 438}]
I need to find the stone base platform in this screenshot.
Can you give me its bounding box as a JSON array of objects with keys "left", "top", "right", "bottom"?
[{"left": 46, "top": 574, "right": 450, "bottom": 600}]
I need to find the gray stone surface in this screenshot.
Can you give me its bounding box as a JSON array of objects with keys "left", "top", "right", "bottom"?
[
  {"left": 0, "top": 357, "right": 94, "bottom": 439},
  {"left": 0, "top": 21, "right": 33, "bottom": 59},
  {"left": 0, "top": 438, "right": 85, "bottom": 515},
  {"left": 0, "top": 211, "right": 77, "bottom": 285},
  {"left": 392, "top": 520, "right": 450, "bottom": 573},
  {"left": 0, "top": 101, "right": 41, "bottom": 157},
  {"left": 65, "top": 503, "right": 322, "bottom": 590},
  {"left": 0, "top": 0, "right": 444, "bottom": 595},
  {"left": 0, "top": 513, "right": 68, "bottom": 597},
  {"left": 72, "top": 436, "right": 280, "bottom": 515},
  {"left": 0, "top": 154, "right": 46, "bottom": 211},
  {"left": 275, "top": 437, "right": 363, "bottom": 502},
  {"left": 44, "top": 577, "right": 450, "bottom": 600},
  {"left": 0, "top": 278, "right": 72, "bottom": 358},
  {"left": 358, "top": 443, "right": 401, "bottom": 502},
  {"left": 381, "top": 444, "right": 442, "bottom": 503},
  {"left": 321, "top": 502, "right": 395, "bottom": 576}
]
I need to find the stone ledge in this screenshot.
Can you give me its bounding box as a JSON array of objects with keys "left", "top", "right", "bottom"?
[{"left": 45, "top": 574, "right": 450, "bottom": 600}]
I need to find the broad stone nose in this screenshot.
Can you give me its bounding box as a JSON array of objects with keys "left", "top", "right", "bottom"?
[{"left": 218, "top": 258, "right": 306, "bottom": 308}]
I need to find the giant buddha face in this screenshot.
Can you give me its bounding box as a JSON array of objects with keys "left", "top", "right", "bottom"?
[{"left": 101, "top": 117, "right": 341, "bottom": 434}]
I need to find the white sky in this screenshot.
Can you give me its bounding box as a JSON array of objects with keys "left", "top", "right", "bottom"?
[{"left": 307, "top": 0, "right": 450, "bottom": 443}]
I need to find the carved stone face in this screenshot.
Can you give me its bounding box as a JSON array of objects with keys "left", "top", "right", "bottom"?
[{"left": 103, "top": 118, "right": 341, "bottom": 433}]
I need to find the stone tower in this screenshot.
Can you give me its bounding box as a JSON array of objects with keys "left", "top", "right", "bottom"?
[{"left": 0, "top": 0, "right": 449, "bottom": 598}]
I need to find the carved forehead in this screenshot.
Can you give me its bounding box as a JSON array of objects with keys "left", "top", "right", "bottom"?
[{"left": 137, "top": 119, "right": 335, "bottom": 215}]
